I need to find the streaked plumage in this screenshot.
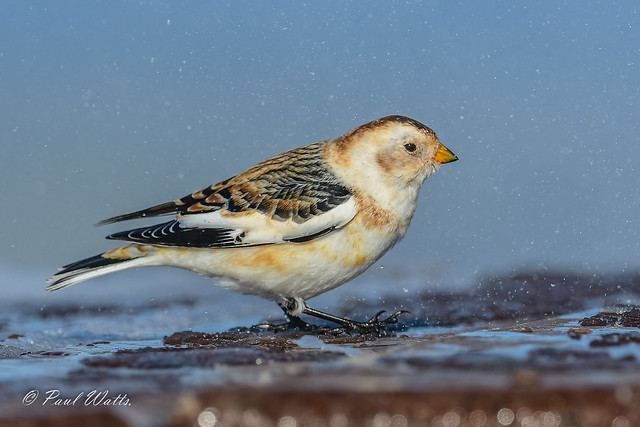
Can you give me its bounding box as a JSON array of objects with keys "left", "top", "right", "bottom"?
[{"left": 47, "top": 115, "right": 458, "bottom": 333}]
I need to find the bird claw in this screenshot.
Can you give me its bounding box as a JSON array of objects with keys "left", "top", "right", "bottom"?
[{"left": 339, "top": 310, "right": 411, "bottom": 335}]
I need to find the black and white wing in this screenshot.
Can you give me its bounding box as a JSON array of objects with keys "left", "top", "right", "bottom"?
[{"left": 99, "top": 142, "right": 357, "bottom": 248}]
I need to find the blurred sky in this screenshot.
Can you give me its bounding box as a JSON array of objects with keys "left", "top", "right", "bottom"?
[{"left": 1, "top": 1, "right": 639, "bottom": 286}]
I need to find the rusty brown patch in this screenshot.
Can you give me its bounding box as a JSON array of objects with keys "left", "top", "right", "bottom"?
[
  {"left": 323, "top": 138, "right": 352, "bottom": 173},
  {"left": 336, "top": 116, "right": 433, "bottom": 148},
  {"left": 339, "top": 116, "right": 393, "bottom": 142},
  {"left": 313, "top": 239, "right": 366, "bottom": 269},
  {"left": 353, "top": 193, "right": 395, "bottom": 230},
  {"left": 218, "top": 209, "right": 259, "bottom": 219},
  {"left": 103, "top": 246, "right": 133, "bottom": 260},
  {"left": 350, "top": 250, "right": 368, "bottom": 268},
  {"left": 104, "top": 244, "right": 151, "bottom": 260},
  {"left": 205, "top": 192, "right": 226, "bottom": 204},
  {"left": 329, "top": 134, "right": 352, "bottom": 161},
  {"left": 251, "top": 250, "right": 278, "bottom": 268},
  {"left": 187, "top": 202, "right": 212, "bottom": 212},
  {"left": 191, "top": 189, "right": 208, "bottom": 199},
  {"left": 375, "top": 151, "right": 393, "bottom": 174},
  {"left": 222, "top": 245, "right": 292, "bottom": 275}
]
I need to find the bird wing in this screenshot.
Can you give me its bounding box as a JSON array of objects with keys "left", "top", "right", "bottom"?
[{"left": 102, "top": 142, "right": 357, "bottom": 248}]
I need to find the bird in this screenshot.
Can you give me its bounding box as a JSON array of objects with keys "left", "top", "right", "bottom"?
[{"left": 47, "top": 115, "right": 458, "bottom": 333}]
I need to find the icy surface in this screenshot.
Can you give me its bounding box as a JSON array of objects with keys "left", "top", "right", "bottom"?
[{"left": 1, "top": 267, "right": 640, "bottom": 425}]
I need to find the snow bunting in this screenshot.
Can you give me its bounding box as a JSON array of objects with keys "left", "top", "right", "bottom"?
[{"left": 47, "top": 115, "right": 458, "bottom": 333}]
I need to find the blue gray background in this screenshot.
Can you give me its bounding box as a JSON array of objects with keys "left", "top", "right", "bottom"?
[{"left": 1, "top": 2, "right": 638, "bottom": 291}]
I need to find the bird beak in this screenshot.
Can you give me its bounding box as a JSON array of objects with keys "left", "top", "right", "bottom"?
[{"left": 434, "top": 143, "right": 458, "bottom": 164}]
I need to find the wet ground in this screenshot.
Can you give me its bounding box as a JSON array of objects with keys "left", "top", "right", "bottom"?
[{"left": 1, "top": 268, "right": 640, "bottom": 426}]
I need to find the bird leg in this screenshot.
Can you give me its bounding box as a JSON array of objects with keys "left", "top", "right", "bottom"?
[{"left": 248, "top": 297, "right": 313, "bottom": 332}]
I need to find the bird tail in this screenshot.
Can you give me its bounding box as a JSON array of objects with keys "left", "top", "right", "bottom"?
[{"left": 46, "top": 245, "right": 155, "bottom": 291}]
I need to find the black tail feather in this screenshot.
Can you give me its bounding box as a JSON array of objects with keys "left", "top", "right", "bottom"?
[{"left": 58, "top": 253, "right": 123, "bottom": 275}]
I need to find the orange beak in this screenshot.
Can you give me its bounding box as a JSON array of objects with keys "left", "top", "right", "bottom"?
[{"left": 434, "top": 143, "right": 458, "bottom": 164}]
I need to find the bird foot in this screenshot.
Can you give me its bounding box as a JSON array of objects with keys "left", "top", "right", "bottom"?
[
  {"left": 251, "top": 311, "right": 410, "bottom": 336},
  {"left": 332, "top": 310, "right": 410, "bottom": 335},
  {"left": 253, "top": 299, "right": 411, "bottom": 336}
]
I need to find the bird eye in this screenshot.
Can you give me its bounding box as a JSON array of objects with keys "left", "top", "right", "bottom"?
[{"left": 403, "top": 142, "right": 417, "bottom": 153}]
